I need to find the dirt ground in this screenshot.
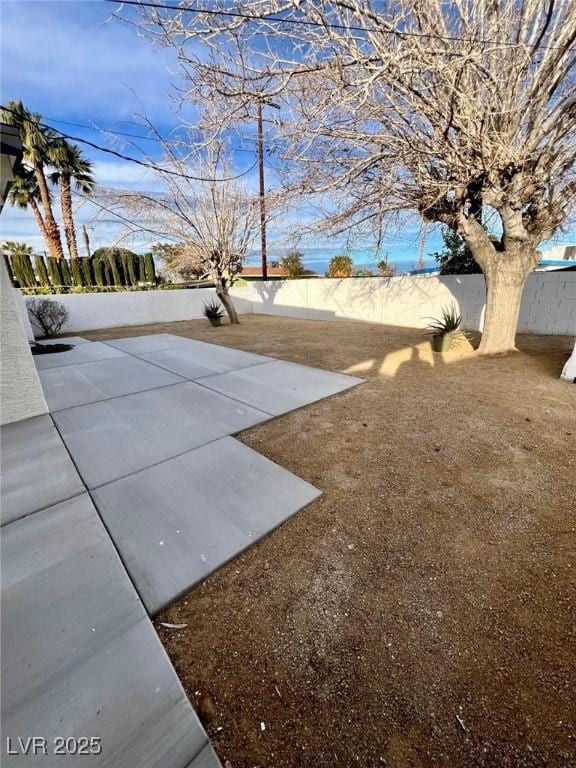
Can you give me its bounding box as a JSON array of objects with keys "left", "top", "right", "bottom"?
[{"left": 84, "top": 317, "right": 576, "bottom": 768}]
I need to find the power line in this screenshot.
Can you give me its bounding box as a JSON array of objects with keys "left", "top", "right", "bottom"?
[
  {"left": 73, "top": 189, "right": 181, "bottom": 243},
  {"left": 109, "top": 0, "right": 576, "bottom": 52},
  {"left": 43, "top": 115, "right": 262, "bottom": 154},
  {"left": 0, "top": 104, "right": 259, "bottom": 182},
  {"left": 47, "top": 117, "right": 190, "bottom": 144}
]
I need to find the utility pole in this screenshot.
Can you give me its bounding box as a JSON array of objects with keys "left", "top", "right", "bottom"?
[
  {"left": 83, "top": 225, "right": 91, "bottom": 258},
  {"left": 255, "top": 96, "right": 280, "bottom": 282},
  {"left": 256, "top": 98, "right": 267, "bottom": 282}
]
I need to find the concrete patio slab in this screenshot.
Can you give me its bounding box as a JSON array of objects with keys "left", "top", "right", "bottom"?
[
  {"left": 53, "top": 382, "right": 271, "bottom": 488},
  {"left": 1, "top": 493, "right": 210, "bottom": 767},
  {"left": 138, "top": 344, "right": 271, "bottom": 380},
  {"left": 186, "top": 744, "right": 223, "bottom": 768},
  {"left": 199, "top": 360, "right": 363, "bottom": 416},
  {"left": 39, "top": 356, "right": 185, "bottom": 412},
  {"left": 104, "top": 333, "right": 205, "bottom": 355},
  {"left": 34, "top": 341, "right": 126, "bottom": 370},
  {"left": 93, "top": 437, "right": 320, "bottom": 614},
  {"left": 0, "top": 414, "right": 84, "bottom": 526},
  {"left": 34, "top": 335, "right": 90, "bottom": 345}
]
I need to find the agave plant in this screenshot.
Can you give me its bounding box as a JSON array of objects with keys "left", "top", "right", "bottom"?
[
  {"left": 426, "top": 304, "right": 462, "bottom": 335},
  {"left": 426, "top": 304, "right": 465, "bottom": 351},
  {"left": 203, "top": 298, "right": 225, "bottom": 326}
]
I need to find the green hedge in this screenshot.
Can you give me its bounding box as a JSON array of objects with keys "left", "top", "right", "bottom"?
[
  {"left": 4, "top": 251, "right": 156, "bottom": 291},
  {"left": 10, "top": 252, "right": 37, "bottom": 287}
]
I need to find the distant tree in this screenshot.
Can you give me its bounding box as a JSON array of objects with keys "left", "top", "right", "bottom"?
[
  {"left": 280, "top": 249, "right": 305, "bottom": 279},
  {"left": 92, "top": 247, "right": 140, "bottom": 286},
  {"left": 2, "top": 241, "right": 37, "bottom": 287},
  {"left": 35, "top": 253, "right": 50, "bottom": 287},
  {"left": 96, "top": 146, "right": 262, "bottom": 324},
  {"left": 377, "top": 258, "right": 396, "bottom": 277},
  {"left": 50, "top": 141, "right": 95, "bottom": 260},
  {"left": 92, "top": 247, "right": 139, "bottom": 263},
  {"left": 152, "top": 242, "right": 204, "bottom": 281},
  {"left": 431, "top": 228, "right": 482, "bottom": 275},
  {"left": 327, "top": 254, "right": 353, "bottom": 278},
  {"left": 1, "top": 241, "right": 34, "bottom": 259}
]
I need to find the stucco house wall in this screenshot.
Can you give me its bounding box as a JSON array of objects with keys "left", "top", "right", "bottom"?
[{"left": 0, "top": 258, "right": 47, "bottom": 425}]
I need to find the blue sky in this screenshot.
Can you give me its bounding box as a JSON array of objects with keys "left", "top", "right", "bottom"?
[
  {"left": 0, "top": 0, "right": 438, "bottom": 268},
  {"left": 1, "top": 0, "right": 573, "bottom": 270}
]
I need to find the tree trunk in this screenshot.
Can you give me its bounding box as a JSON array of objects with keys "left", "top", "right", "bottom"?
[
  {"left": 28, "top": 196, "right": 50, "bottom": 249},
  {"left": 216, "top": 283, "right": 240, "bottom": 324},
  {"left": 478, "top": 254, "right": 533, "bottom": 355},
  {"left": 59, "top": 175, "right": 78, "bottom": 260},
  {"left": 34, "top": 163, "right": 64, "bottom": 259}
]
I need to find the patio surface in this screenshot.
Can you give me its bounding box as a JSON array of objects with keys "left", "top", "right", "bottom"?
[
  {"left": 1, "top": 493, "right": 213, "bottom": 768},
  {"left": 1, "top": 329, "right": 361, "bottom": 766},
  {"left": 81, "top": 316, "right": 575, "bottom": 768}
]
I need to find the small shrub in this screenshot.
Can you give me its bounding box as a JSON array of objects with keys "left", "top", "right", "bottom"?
[
  {"left": 21, "top": 286, "right": 68, "bottom": 295},
  {"left": 203, "top": 299, "right": 225, "bottom": 325},
  {"left": 27, "top": 298, "right": 70, "bottom": 338}
]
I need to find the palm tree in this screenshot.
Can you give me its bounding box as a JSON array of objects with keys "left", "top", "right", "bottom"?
[
  {"left": 6, "top": 168, "right": 49, "bottom": 247},
  {"left": 50, "top": 141, "right": 95, "bottom": 260},
  {"left": 1, "top": 100, "right": 64, "bottom": 259}
]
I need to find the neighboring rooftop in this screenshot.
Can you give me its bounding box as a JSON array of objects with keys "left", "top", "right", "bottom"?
[{"left": 240, "top": 266, "right": 320, "bottom": 279}]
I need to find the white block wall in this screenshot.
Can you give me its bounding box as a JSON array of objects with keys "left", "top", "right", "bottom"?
[
  {"left": 519, "top": 272, "right": 576, "bottom": 334},
  {"left": 231, "top": 272, "right": 576, "bottom": 335},
  {"left": 25, "top": 288, "right": 253, "bottom": 335},
  {"left": 22, "top": 272, "right": 575, "bottom": 337}
]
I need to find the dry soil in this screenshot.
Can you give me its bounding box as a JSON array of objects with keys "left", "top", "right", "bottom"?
[{"left": 85, "top": 317, "right": 576, "bottom": 768}]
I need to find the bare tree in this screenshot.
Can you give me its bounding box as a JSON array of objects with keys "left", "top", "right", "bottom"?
[
  {"left": 152, "top": 242, "right": 205, "bottom": 282},
  {"left": 126, "top": 0, "right": 576, "bottom": 354},
  {"left": 95, "top": 145, "right": 262, "bottom": 324}
]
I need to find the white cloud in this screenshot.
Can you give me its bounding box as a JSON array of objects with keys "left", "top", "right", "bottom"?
[
  {"left": 1, "top": 1, "right": 180, "bottom": 123},
  {"left": 91, "top": 160, "right": 157, "bottom": 189}
]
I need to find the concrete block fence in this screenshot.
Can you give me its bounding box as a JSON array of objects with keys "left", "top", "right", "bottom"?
[
  {"left": 20, "top": 271, "right": 575, "bottom": 336},
  {"left": 23, "top": 287, "right": 253, "bottom": 334},
  {"left": 231, "top": 271, "right": 576, "bottom": 335}
]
